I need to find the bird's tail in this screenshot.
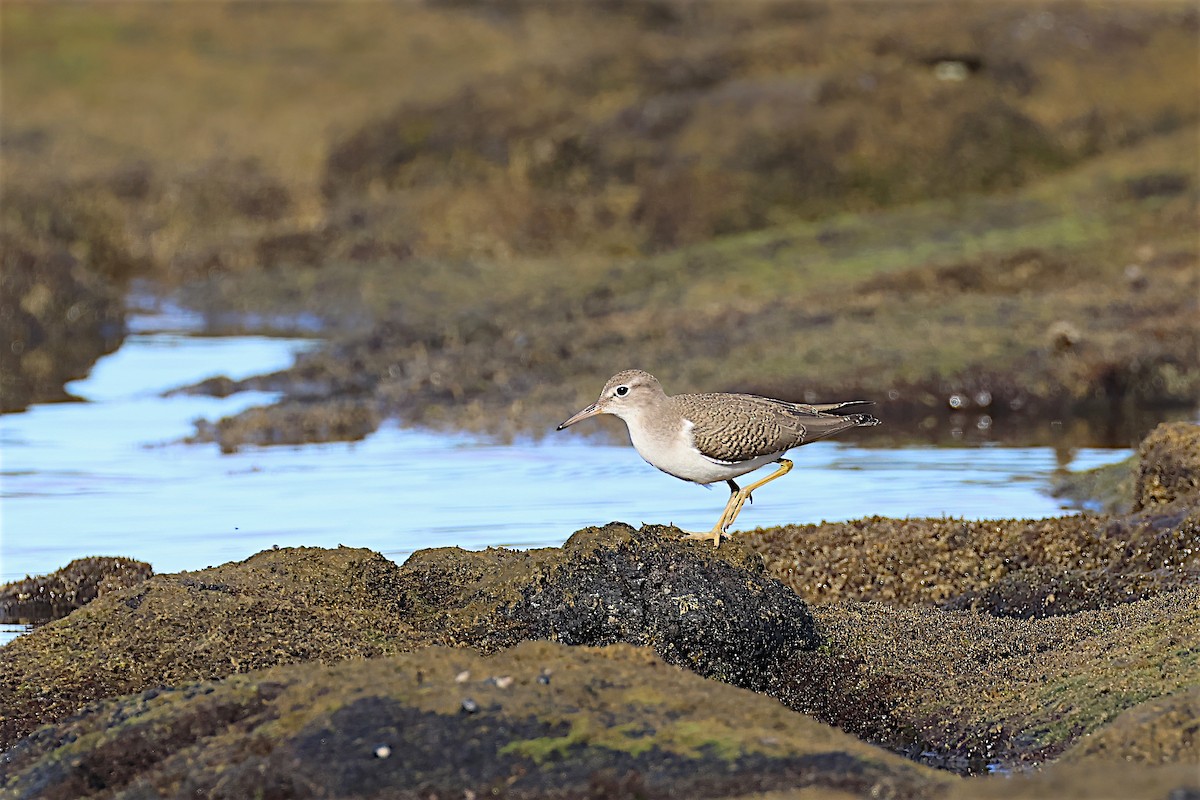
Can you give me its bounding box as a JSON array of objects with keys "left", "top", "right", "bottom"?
[{"left": 800, "top": 406, "right": 881, "bottom": 443}]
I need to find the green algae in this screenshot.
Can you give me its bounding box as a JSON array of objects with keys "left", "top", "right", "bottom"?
[{"left": 501, "top": 715, "right": 799, "bottom": 764}]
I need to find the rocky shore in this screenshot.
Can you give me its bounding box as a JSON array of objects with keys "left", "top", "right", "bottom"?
[
  {"left": 1, "top": 422, "right": 1197, "bottom": 798},
  {"left": 5, "top": 6, "right": 1197, "bottom": 796}
]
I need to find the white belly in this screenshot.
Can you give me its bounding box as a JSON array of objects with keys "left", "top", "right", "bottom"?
[{"left": 627, "top": 418, "right": 783, "bottom": 485}]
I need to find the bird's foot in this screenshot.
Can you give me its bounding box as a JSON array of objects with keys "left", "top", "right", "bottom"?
[{"left": 681, "top": 528, "right": 726, "bottom": 548}]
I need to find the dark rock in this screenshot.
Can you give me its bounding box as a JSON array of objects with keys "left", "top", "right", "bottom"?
[
  {"left": 493, "top": 524, "right": 819, "bottom": 690},
  {"left": 1125, "top": 171, "right": 1191, "bottom": 200},
  {"left": 0, "top": 556, "right": 153, "bottom": 624}
]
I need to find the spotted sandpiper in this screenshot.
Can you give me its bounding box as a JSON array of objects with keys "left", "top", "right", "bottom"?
[{"left": 557, "top": 369, "right": 880, "bottom": 546}]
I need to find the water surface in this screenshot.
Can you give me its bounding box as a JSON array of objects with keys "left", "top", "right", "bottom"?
[{"left": 1, "top": 332, "right": 1130, "bottom": 586}]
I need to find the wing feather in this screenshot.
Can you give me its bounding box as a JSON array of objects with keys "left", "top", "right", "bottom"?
[{"left": 672, "top": 392, "right": 876, "bottom": 463}]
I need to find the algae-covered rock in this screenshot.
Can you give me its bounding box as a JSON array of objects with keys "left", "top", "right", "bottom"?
[
  {"left": 748, "top": 508, "right": 1200, "bottom": 618},
  {"left": 0, "top": 556, "right": 152, "bottom": 624},
  {"left": 0, "top": 546, "right": 421, "bottom": 750},
  {"left": 775, "top": 587, "right": 1200, "bottom": 774},
  {"left": 746, "top": 425, "right": 1200, "bottom": 772},
  {"left": 0, "top": 231, "right": 128, "bottom": 412},
  {"left": 1058, "top": 686, "right": 1199, "bottom": 767},
  {"left": 0, "top": 641, "right": 954, "bottom": 800},
  {"left": 1134, "top": 421, "right": 1200, "bottom": 511},
  {"left": 187, "top": 399, "right": 381, "bottom": 453},
  {"left": 749, "top": 423, "right": 1200, "bottom": 620},
  {"left": 0, "top": 525, "right": 813, "bottom": 751}
]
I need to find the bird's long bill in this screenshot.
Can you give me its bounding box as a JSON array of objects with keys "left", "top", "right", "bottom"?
[{"left": 556, "top": 402, "right": 602, "bottom": 430}]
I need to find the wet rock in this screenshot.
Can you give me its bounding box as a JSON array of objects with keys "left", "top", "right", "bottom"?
[
  {"left": 0, "top": 557, "right": 153, "bottom": 624},
  {"left": 168, "top": 374, "right": 238, "bottom": 398},
  {"left": 388, "top": 523, "right": 820, "bottom": 694},
  {"left": 0, "top": 641, "right": 953, "bottom": 800},
  {"left": 491, "top": 524, "right": 819, "bottom": 690},
  {"left": 1135, "top": 422, "right": 1200, "bottom": 511}
]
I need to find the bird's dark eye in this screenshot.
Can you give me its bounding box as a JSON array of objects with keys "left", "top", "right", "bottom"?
[{"left": 615, "top": 385, "right": 630, "bottom": 397}]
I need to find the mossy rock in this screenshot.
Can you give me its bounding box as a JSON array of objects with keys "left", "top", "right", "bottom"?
[
  {"left": 0, "top": 525, "right": 814, "bottom": 751},
  {"left": 0, "top": 642, "right": 954, "bottom": 800},
  {"left": 1135, "top": 422, "right": 1200, "bottom": 511},
  {"left": 1058, "top": 685, "right": 1199, "bottom": 767},
  {"left": 2, "top": 496, "right": 1197, "bottom": 778},
  {"left": 785, "top": 587, "right": 1200, "bottom": 773}
]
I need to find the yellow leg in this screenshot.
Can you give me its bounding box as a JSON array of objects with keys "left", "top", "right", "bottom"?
[
  {"left": 682, "top": 489, "right": 740, "bottom": 547},
  {"left": 682, "top": 460, "right": 794, "bottom": 547},
  {"left": 723, "top": 459, "right": 793, "bottom": 533}
]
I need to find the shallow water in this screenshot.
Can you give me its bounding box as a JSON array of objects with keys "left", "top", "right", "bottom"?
[{"left": 0, "top": 330, "right": 1130, "bottom": 640}]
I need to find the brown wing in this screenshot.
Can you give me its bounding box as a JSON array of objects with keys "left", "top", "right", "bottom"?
[{"left": 672, "top": 392, "right": 876, "bottom": 464}]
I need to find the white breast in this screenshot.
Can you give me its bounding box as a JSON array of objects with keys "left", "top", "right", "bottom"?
[{"left": 625, "top": 416, "right": 782, "bottom": 485}]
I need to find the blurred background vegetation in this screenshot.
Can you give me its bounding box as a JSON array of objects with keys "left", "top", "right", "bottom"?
[{"left": 2, "top": 1, "right": 1197, "bottom": 445}]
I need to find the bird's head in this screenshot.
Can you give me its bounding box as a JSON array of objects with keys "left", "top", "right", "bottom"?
[{"left": 556, "top": 369, "right": 664, "bottom": 430}]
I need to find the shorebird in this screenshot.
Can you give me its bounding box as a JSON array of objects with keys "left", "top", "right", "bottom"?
[{"left": 557, "top": 369, "right": 879, "bottom": 546}]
